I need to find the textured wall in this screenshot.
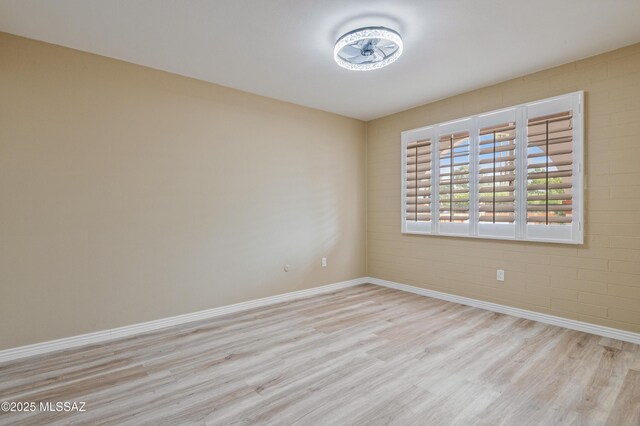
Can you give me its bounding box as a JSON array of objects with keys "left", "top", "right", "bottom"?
[
  {"left": 367, "top": 43, "right": 640, "bottom": 333},
  {"left": 0, "top": 33, "right": 366, "bottom": 350}
]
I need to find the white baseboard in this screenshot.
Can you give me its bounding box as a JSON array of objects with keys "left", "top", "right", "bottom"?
[
  {"left": 0, "top": 277, "right": 367, "bottom": 364},
  {"left": 366, "top": 277, "right": 640, "bottom": 345},
  {"left": 3, "top": 275, "right": 638, "bottom": 364}
]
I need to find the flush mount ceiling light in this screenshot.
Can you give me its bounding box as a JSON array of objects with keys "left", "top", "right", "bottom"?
[{"left": 334, "top": 26, "right": 403, "bottom": 71}]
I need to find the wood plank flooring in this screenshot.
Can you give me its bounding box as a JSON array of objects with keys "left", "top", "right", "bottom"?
[{"left": 1, "top": 284, "right": 639, "bottom": 425}]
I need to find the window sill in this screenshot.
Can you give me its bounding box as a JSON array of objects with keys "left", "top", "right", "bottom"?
[{"left": 400, "top": 228, "right": 583, "bottom": 245}]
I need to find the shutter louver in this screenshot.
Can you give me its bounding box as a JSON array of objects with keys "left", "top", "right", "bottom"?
[
  {"left": 526, "top": 111, "right": 574, "bottom": 225},
  {"left": 405, "top": 138, "right": 432, "bottom": 222},
  {"left": 478, "top": 122, "right": 516, "bottom": 223},
  {"left": 439, "top": 131, "right": 470, "bottom": 223}
]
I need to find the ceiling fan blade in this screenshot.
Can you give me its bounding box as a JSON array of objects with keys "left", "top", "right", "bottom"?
[
  {"left": 373, "top": 48, "right": 387, "bottom": 59},
  {"left": 349, "top": 55, "right": 371, "bottom": 64},
  {"left": 341, "top": 45, "right": 361, "bottom": 57},
  {"left": 379, "top": 44, "right": 397, "bottom": 52},
  {"left": 356, "top": 39, "right": 368, "bottom": 49},
  {"left": 341, "top": 51, "right": 364, "bottom": 61}
]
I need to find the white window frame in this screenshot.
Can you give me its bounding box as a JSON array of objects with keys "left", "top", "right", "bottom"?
[{"left": 400, "top": 91, "right": 584, "bottom": 245}]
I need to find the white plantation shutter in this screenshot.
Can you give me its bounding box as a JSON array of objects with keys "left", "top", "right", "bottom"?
[
  {"left": 524, "top": 94, "right": 582, "bottom": 243},
  {"left": 401, "top": 92, "right": 583, "bottom": 244},
  {"left": 406, "top": 139, "right": 432, "bottom": 221},
  {"left": 526, "top": 112, "right": 573, "bottom": 224},
  {"left": 478, "top": 124, "right": 516, "bottom": 223},
  {"left": 436, "top": 119, "right": 473, "bottom": 236},
  {"left": 477, "top": 108, "right": 518, "bottom": 239},
  {"left": 438, "top": 131, "right": 471, "bottom": 223},
  {"left": 402, "top": 127, "right": 433, "bottom": 233}
]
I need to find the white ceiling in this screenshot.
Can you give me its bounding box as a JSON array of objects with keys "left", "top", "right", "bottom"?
[{"left": 1, "top": 1, "right": 640, "bottom": 120}]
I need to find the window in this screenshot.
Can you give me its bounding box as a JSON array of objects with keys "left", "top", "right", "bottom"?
[{"left": 401, "top": 92, "right": 583, "bottom": 244}]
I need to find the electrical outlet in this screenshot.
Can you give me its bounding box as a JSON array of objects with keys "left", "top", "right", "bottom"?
[
  {"left": 321, "top": 257, "right": 327, "bottom": 267},
  {"left": 497, "top": 269, "right": 505, "bottom": 282}
]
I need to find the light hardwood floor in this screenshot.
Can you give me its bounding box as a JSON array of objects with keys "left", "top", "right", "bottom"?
[{"left": 1, "top": 284, "right": 639, "bottom": 425}]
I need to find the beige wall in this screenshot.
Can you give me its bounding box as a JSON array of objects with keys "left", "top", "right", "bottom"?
[
  {"left": 367, "top": 43, "right": 640, "bottom": 333},
  {"left": 0, "top": 33, "right": 366, "bottom": 350}
]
